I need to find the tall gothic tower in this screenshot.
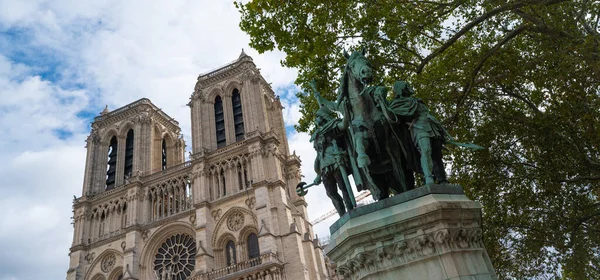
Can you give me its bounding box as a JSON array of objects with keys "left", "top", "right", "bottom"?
[{"left": 67, "top": 52, "right": 329, "bottom": 280}]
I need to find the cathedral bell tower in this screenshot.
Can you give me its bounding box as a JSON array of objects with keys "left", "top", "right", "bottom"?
[{"left": 68, "top": 51, "right": 329, "bottom": 280}]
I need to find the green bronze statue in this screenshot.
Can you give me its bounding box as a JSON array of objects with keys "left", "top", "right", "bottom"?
[{"left": 298, "top": 49, "right": 482, "bottom": 209}]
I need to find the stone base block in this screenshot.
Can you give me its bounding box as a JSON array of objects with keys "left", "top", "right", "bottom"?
[{"left": 325, "top": 185, "right": 497, "bottom": 280}]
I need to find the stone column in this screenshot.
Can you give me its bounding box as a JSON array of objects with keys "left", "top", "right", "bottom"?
[
  {"left": 326, "top": 185, "right": 497, "bottom": 280},
  {"left": 132, "top": 122, "right": 142, "bottom": 175},
  {"left": 82, "top": 132, "right": 98, "bottom": 196},
  {"left": 123, "top": 231, "right": 141, "bottom": 279},
  {"left": 193, "top": 206, "right": 214, "bottom": 276},
  {"left": 205, "top": 101, "right": 216, "bottom": 151},
  {"left": 94, "top": 143, "right": 110, "bottom": 193},
  {"left": 240, "top": 80, "right": 255, "bottom": 135}
]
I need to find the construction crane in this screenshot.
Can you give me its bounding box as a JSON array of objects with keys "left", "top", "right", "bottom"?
[{"left": 310, "top": 191, "right": 372, "bottom": 225}]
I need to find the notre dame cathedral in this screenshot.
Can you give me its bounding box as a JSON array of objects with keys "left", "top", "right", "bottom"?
[{"left": 66, "top": 51, "right": 331, "bottom": 280}]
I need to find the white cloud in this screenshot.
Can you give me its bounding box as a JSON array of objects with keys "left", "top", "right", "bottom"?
[{"left": 0, "top": 1, "right": 339, "bottom": 279}]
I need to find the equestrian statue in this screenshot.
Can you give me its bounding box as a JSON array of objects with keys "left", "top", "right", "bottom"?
[{"left": 297, "top": 48, "right": 483, "bottom": 216}]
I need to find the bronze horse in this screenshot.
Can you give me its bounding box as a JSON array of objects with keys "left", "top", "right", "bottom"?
[{"left": 334, "top": 49, "right": 416, "bottom": 200}]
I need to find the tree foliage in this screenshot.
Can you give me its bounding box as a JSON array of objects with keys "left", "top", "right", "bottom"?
[{"left": 235, "top": 0, "right": 600, "bottom": 278}]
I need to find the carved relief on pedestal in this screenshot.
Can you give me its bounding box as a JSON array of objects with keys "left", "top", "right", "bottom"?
[{"left": 335, "top": 227, "right": 484, "bottom": 279}]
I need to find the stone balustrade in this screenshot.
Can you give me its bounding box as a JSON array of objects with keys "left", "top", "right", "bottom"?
[
  {"left": 144, "top": 160, "right": 193, "bottom": 182},
  {"left": 189, "top": 252, "right": 284, "bottom": 280}
]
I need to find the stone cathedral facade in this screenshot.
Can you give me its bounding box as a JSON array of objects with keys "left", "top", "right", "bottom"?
[{"left": 67, "top": 52, "right": 330, "bottom": 280}]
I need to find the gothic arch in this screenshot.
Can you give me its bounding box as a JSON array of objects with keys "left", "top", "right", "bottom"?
[
  {"left": 239, "top": 225, "right": 260, "bottom": 261},
  {"left": 223, "top": 79, "right": 243, "bottom": 96},
  {"left": 215, "top": 232, "right": 237, "bottom": 249},
  {"left": 206, "top": 87, "right": 223, "bottom": 102},
  {"left": 239, "top": 225, "right": 259, "bottom": 242},
  {"left": 108, "top": 266, "right": 123, "bottom": 280},
  {"left": 117, "top": 121, "right": 135, "bottom": 138},
  {"left": 212, "top": 207, "right": 257, "bottom": 248},
  {"left": 139, "top": 221, "right": 196, "bottom": 280},
  {"left": 90, "top": 274, "right": 105, "bottom": 280},
  {"left": 153, "top": 123, "right": 164, "bottom": 139},
  {"left": 101, "top": 127, "right": 119, "bottom": 145},
  {"left": 84, "top": 249, "right": 123, "bottom": 280}
]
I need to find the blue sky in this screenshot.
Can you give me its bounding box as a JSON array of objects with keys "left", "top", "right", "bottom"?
[{"left": 0, "top": 1, "right": 337, "bottom": 279}]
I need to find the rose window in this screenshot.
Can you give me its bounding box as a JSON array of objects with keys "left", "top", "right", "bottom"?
[
  {"left": 154, "top": 233, "right": 196, "bottom": 280},
  {"left": 227, "top": 212, "right": 244, "bottom": 231}
]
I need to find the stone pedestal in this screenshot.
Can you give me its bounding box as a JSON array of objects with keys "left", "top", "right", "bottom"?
[{"left": 325, "top": 185, "right": 497, "bottom": 280}]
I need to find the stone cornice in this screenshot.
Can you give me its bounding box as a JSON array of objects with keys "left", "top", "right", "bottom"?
[
  {"left": 70, "top": 211, "right": 196, "bottom": 253},
  {"left": 74, "top": 181, "right": 142, "bottom": 207},
  {"left": 92, "top": 98, "right": 180, "bottom": 132},
  {"left": 194, "top": 58, "right": 256, "bottom": 93}
]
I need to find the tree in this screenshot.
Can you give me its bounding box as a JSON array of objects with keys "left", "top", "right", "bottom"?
[{"left": 235, "top": 0, "right": 600, "bottom": 278}]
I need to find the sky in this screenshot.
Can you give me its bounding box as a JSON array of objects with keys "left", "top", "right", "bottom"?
[{"left": 0, "top": 1, "right": 346, "bottom": 279}]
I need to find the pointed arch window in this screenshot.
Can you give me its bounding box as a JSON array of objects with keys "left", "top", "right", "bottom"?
[
  {"left": 106, "top": 136, "right": 118, "bottom": 190},
  {"left": 232, "top": 89, "right": 245, "bottom": 141},
  {"left": 247, "top": 233, "right": 260, "bottom": 260},
  {"left": 220, "top": 169, "right": 227, "bottom": 196},
  {"left": 161, "top": 139, "right": 167, "bottom": 170},
  {"left": 226, "top": 240, "right": 237, "bottom": 266},
  {"left": 124, "top": 129, "right": 134, "bottom": 179},
  {"left": 215, "top": 96, "right": 226, "bottom": 148},
  {"left": 238, "top": 163, "right": 244, "bottom": 190}
]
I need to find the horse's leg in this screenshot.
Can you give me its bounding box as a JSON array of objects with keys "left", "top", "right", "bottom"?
[
  {"left": 353, "top": 126, "right": 371, "bottom": 168},
  {"left": 372, "top": 174, "right": 390, "bottom": 199}
]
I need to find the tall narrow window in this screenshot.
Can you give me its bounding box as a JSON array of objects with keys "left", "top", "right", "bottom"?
[
  {"left": 161, "top": 139, "right": 167, "bottom": 170},
  {"left": 215, "top": 96, "right": 226, "bottom": 148},
  {"left": 226, "top": 240, "right": 236, "bottom": 266},
  {"left": 232, "top": 89, "right": 244, "bottom": 141},
  {"left": 106, "top": 136, "right": 118, "bottom": 190},
  {"left": 247, "top": 233, "right": 260, "bottom": 260},
  {"left": 221, "top": 169, "right": 226, "bottom": 196},
  {"left": 238, "top": 163, "right": 244, "bottom": 190},
  {"left": 124, "top": 129, "right": 134, "bottom": 179},
  {"left": 244, "top": 166, "right": 249, "bottom": 188}
]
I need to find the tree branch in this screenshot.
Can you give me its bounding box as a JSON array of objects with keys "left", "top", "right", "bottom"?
[
  {"left": 416, "top": 0, "right": 570, "bottom": 73},
  {"left": 461, "top": 24, "right": 529, "bottom": 99},
  {"left": 560, "top": 175, "right": 600, "bottom": 183},
  {"left": 416, "top": 1, "right": 532, "bottom": 73},
  {"left": 498, "top": 85, "right": 542, "bottom": 114},
  {"left": 377, "top": 36, "right": 423, "bottom": 60}
]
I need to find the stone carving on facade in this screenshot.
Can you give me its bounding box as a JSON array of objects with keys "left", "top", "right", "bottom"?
[
  {"left": 227, "top": 211, "right": 245, "bottom": 231},
  {"left": 335, "top": 228, "right": 484, "bottom": 279},
  {"left": 189, "top": 212, "right": 197, "bottom": 226},
  {"left": 211, "top": 209, "right": 222, "bottom": 220},
  {"left": 141, "top": 230, "right": 150, "bottom": 241},
  {"left": 101, "top": 253, "right": 116, "bottom": 273},
  {"left": 245, "top": 197, "right": 256, "bottom": 209},
  {"left": 121, "top": 241, "right": 126, "bottom": 251},
  {"left": 85, "top": 252, "right": 95, "bottom": 264}
]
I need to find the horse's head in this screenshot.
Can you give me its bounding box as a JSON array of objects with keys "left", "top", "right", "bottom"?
[{"left": 343, "top": 48, "right": 373, "bottom": 85}]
